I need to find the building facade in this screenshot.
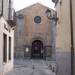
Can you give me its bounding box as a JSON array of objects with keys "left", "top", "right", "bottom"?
[
  {"left": 14, "top": 3, "right": 56, "bottom": 60},
  {"left": 52, "top": 0, "right": 75, "bottom": 75},
  {"left": 0, "top": 0, "right": 15, "bottom": 75}
]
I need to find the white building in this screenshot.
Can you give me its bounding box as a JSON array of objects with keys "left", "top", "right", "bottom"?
[{"left": 0, "top": 0, "right": 16, "bottom": 75}]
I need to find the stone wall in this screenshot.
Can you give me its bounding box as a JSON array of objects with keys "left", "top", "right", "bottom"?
[
  {"left": 72, "top": 0, "right": 75, "bottom": 74},
  {"left": 15, "top": 3, "right": 56, "bottom": 60}
]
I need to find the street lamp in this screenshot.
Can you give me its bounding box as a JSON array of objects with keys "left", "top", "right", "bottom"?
[{"left": 46, "top": 9, "right": 58, "bottom": 23}]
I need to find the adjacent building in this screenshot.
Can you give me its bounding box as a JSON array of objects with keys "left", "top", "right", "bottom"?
[
  {"left": 0, "top": 0, "right": 16, "bottom": 75},
  {"left": 14, "top": 3, "right": 56, "bottom": 60},
  {"left": 52, "top": 0, "right": 75, "bottom": 75}
]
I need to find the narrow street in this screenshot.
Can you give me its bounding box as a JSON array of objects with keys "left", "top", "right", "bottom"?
[{"left": 6, "top": 59, "right": 56, "bottom": 75}]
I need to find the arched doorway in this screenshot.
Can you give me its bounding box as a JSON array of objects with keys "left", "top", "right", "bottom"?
[{"left": 31, "top": 40, "right": 43, "bottom": 59}]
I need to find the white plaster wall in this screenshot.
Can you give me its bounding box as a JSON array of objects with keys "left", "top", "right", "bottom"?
[
  {"left": 0, "top": 17, "right": 4, "bottom": 75},
  {"left": 0, "top": 17, "right": 14, "bottom": 75}
]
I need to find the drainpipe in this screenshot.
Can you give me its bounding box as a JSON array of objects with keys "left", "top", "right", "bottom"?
[
  {"left": 8, "top": 0, "right": 11, "bottom": 20},
  {"left": 70, "top": 0, "right": 74, "bottom": 75},
  {"left": 0, "top": 0, "right": 3, "bottom": 17},
  {"left": 2, "top": 0, "right": 3, "bottom": 16}
]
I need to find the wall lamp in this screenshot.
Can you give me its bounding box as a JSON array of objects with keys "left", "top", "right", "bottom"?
[{"left": 46, "top": 9, "right": 59, "bottom": 23}]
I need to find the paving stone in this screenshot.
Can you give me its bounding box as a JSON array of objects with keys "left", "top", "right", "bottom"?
[{"left": 6, "top": 59, "right": 56, "bottom": 75}]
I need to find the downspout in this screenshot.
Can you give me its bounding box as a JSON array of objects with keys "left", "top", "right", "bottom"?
[
  {"left": 2, "top": 0, "right": 3, "bottom": 16},
  {"left": 70, "top": 0, "right": 74, "bottom": 75},
  {"left": 8, "top": 0, "right": 11, "bottom": 20},
  {"left": 0, "top": 0, "right": 3, "bottom": 17}
]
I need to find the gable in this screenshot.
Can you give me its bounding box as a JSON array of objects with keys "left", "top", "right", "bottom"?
[{"left": 16, "top": 3, "right": 54, "bottom": 15}]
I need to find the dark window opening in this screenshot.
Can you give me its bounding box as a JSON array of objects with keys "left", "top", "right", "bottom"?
[
  {"left": 3, "top": 34, "right": 7, "bottom": 63},
  {"left": 9, "top": 37, "right": 11, "bottom": 60},
  {"left": 34, "top": 16, "right": 41, "bottom": 24}
]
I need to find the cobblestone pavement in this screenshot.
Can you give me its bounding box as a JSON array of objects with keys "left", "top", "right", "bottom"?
[{"left": 6, "top": 59, "right": 56, "bottom": 75}]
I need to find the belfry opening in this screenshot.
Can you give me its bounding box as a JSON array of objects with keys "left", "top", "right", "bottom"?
[{"left": 31, "top": 40, "right": 43, "bottom": 59}]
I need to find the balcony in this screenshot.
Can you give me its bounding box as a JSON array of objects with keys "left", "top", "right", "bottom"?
[{"left": 7, "top": 8, "right": 16, "bottom": 27}]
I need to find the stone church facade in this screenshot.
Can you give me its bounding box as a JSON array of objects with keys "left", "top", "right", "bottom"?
[{"left": 15, "top": 3, "right": 56, "bottom": 60}]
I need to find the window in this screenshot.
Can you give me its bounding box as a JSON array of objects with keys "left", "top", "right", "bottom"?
[
  {"left": 18, "top": 14, "right": 24, "bottom": 19},
  {"left": 3, "top": 34, "right": 7, "bottom": 63},
  {"left": 34, "top": 16, "right": 41, "bottom": 24},
  {"left": 9, "top": 37, "right": 11, "bottom": 60}
]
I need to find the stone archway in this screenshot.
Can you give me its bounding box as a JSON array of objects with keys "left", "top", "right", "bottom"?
[{"left": 31, "top": 40, "right": 43, "bottom": 59}]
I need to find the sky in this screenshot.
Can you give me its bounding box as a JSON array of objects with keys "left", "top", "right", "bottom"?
[{"left": 14, "top": 0, "right": 55, "bottom": 11}]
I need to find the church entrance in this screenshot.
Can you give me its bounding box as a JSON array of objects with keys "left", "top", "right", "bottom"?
[{"left": 31, "top": 40, "right": 43, "bottom": 59}]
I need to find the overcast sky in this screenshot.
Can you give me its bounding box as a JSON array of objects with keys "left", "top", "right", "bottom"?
[{"left": 14, "top": 0, "right": 55, "bottom": 11}]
